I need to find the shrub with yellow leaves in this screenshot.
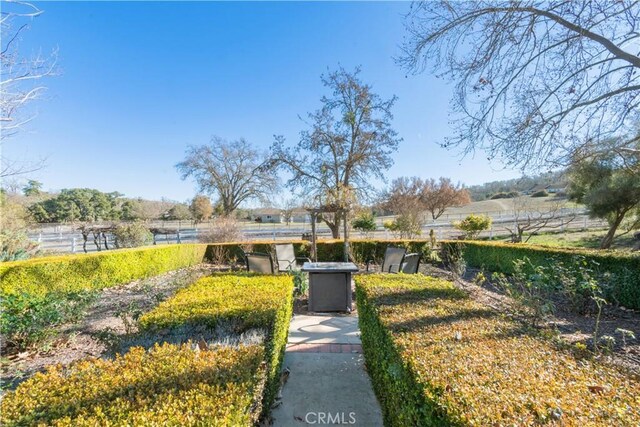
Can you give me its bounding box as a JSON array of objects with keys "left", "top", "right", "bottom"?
[
  {"left": 140, "top": 273, "right": 294, "bottom": 416},
  {"left": 356, "top": 274, "right": 640, "bottom": 426},
  {"left": 1, "top": 343, "right": 266, "bottom": 426},
  {"left": 0, "top": 244, "right": 208, "bottom": 350},
  {"left": 2, "top": 274, "right": 294, "bottom": 426}
]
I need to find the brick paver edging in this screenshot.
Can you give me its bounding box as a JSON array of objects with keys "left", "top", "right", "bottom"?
[{"left": 285, "top": 343, "right": 362, "bottom": 354}]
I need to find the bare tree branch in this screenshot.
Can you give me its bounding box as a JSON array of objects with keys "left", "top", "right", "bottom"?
[
  {"left": 401, "top": 0, "right": 640, "bottom": 170},
  {"left": 1, "top": 1, "right": 56, "bottom": 178}
]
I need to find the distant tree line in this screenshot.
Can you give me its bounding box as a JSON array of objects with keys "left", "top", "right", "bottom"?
[{"left": 24, "top": 187, "right": 214, "bottom": 224}]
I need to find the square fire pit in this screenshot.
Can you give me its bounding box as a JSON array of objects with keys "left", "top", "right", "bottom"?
[{"left": 301, "top": 262, "right": 359, "bottom": 312}]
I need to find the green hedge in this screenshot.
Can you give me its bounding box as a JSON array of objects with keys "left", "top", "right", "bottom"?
[
  {"left": 1, "top": 274, "right": 294, "bottom": 426},
  {"left": 140, "top": 273, "right": 294, "bottom": 419},
  {"left": 442, "top": 240, "right": 640, "bottom": 310},
  {"left": 1, "top": 343, "right": 266, "bottom": 426},
  {"left": 203, "top": 239, "right": 433, "bottom": 265},
  {"left": 356, "top": 274, "right": 640, "bottom": 426},
  {"left": 0, "top": 244, "right": 208, "bottom": 296},
  {"left": 0, "top": 244, "right": 208, "bottom": 350}
]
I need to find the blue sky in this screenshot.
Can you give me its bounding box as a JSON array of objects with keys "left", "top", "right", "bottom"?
[{"left": 5, "top": 1, "right": 522, "bottom": 203}]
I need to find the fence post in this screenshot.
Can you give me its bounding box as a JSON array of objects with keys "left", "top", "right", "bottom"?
[{"left": 72, "top": 237, "right": 76, "bottom": 253}]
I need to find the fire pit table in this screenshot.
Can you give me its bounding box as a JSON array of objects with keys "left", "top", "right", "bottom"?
[{"left": 301, "top": 262, "right": 359, "bottom": 312}]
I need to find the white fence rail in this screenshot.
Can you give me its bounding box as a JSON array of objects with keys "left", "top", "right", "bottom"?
[{"left": 28, "top": 208, "right": 607, "bottom": 255}]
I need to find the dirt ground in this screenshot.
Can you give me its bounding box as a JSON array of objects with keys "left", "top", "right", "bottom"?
[
  {"left": 424, "top": 265, "right": 640, "bottom": 377},
  {"left": 1, "top": 264, "right": 224, "bottom": 391}
]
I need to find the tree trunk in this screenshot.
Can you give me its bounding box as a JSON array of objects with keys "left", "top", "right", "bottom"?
[
  {"left": 600, "top": 211, "right": 626, "bottom": 249},
  {"left": 323, "top": 214, "right": 341, "bottom": 239},
  {"left": 326, "top": 221, "right": 340, "bottom": 239}
]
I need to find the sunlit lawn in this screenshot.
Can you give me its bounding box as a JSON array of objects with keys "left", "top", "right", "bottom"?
[{"left": 496, "top": 228, "right": 636, "bottom": 251}]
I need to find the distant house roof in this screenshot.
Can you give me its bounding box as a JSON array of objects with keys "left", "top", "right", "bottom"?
[{"left": 253, "top": 208, "right": 282, "bottom": 215}]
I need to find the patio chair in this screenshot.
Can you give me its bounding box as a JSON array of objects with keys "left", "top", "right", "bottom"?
[
  {"left": 400, "top": 253, "right": 421, "bottom": 274},
  {"left": 244, "top": 252, "right": 275, "bottom": 274},
  {"left": 275, "top": 243, "right": 311, "bottom": 272},
  {"left": 367, "top": 246, "right": 406, "bottom": 273}
]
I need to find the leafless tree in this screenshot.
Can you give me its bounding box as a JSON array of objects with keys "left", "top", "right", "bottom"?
[
  {"left": 1, "top": 1, "right": 56, "bottom": 177},
  {"left": 383, "top": 177, "right": 426, "bottom": 238},
  {"left": 269, "top": 67, "right": 401, "bottom": 238},
  {"left": 400, "top": 1, "right": 640, "bottom": 171},
  {"left": 177, "top": 137, "right": 278, "bottom": 216},
  {"left": 504, "top": 196, "right": 576, "bottom": 243},
  {"left": 421, "top": 177, "right": 471, "bottom": 220}
]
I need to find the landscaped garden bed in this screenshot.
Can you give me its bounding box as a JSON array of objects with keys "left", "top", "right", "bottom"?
[
  {"left": 356, "top": 274, "right": 640, "bottom": 426},
  {"left": 441, "top": 240, "right": 640, "bottom": 310},
  {"left": 1, "top": 274, "right": 293, "bottom": 426}
]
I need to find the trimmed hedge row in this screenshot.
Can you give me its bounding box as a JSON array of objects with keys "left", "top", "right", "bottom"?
[
  {"left": 356, "top": 274, "right": 640, "bottom": 426},
  {"left": 0, "top": 244, "right": 208, "bottom": 296},
  {"left": 203, "top": 239, "right": 433, "bottom": 265},
  {"left": 140, "top": 274, "right": 294, "bottom": 419},
  {"left": 0, "top": 239, "right": 432, "bottom": 296},
  {"left": 1, "top": 274, "right": 294, "bottom": 426},
  {"left": 1, "top": 343, "right": 266, "bottom": 426},
  {"left": 0, "top": 244, "right": 209, "bottom": 349},
  {"left": 442, "top": 240, "right": 640, "bottom": 310}
]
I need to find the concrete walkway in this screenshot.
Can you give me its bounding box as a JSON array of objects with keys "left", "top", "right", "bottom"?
[{"left": 271, "top": 314, "right": 383, "bottom": 426}]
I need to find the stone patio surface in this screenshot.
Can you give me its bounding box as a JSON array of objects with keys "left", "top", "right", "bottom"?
[{"left": 271, "top": 314, "right": 383, "bottom": 426}]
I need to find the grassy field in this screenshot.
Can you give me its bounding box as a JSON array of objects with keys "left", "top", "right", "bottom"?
[{"left": 494, "top": 228, "right": 638, "bottom": 250}]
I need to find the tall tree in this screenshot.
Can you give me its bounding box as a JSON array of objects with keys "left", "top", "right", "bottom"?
[
  {"left": 166, "top": 204, "right": 192, "bottom": 221},
  {"left": 28, "top": 188, "right": 122, "bottom": 223},
  {"left": 568, "top": 145, "right": 640, "bottom": 249},
  {"left": 421, "top": 177, "right": 471, "bottom": 220},
  {"left": 177, "top": 137, "right": 277, "bottom": 216},
  {"left": 383, "top": 177, "right": 425, "bottom": 238},
  {"left": 190, "top": 195, "right": 213, "bottom": 224},
  {"left": 384, "top": 176, "right": 471, "bottom": 222},
  {"left": 400, "top": 1, "right": 640, "bottom": 170},
  {"left": 1, "top": 1, "right": 56, "bottom": 177},
  {"left": 269, "top": 67, "right": 401, "bottom": 238},
  {"left": 22, "top": 179, "right": 42, "bottom": 196}
]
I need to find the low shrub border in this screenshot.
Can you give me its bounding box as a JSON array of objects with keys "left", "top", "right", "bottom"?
[
  {"left": 0, "top": 244, "right": 208, "bottom": 296},
  {"left": 203, "top": 239, "right": 433, "bottom": 265},
  {"left": 1, "top": 343, "right": 266, "bottom": 426},
  {"left": 356, "top": 274, "right": 640, "bottom": 426},
  {"left": 0, "top": 244, "right": 208, "bottom": 350},
  {"left": 442, "top": 240, "right": 640, "bottom": 310},
  {"left": 140, "top": 273, "right": 294, "bottom": 415},
  {"left": 1, "top": 274, "right": 294, "bottom": 426}
]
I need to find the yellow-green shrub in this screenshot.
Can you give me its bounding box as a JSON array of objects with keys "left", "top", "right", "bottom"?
[
  {"left": 0, "top": 244, "right": 208, "bottom": 350},
  {"left": 0, "top": 244, "right": 208, "bottom": 296},
  {"left": 1, "top": 342, "right": 266, "bottom": 426},
  {"left": 2, "top": 274, "right": 294, "bottom": 425},
  {"left": 356, "top": 274, "right": 640, "bottom": 426},
  {"left": 442, "top": 240, "right": 640, "bottom": 310},
  {"left": 140, "top": 274, "right": 294, "bottom": 418}
]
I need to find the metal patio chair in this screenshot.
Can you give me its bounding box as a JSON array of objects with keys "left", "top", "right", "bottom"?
[
  {"left": 366, "top": 246, "right": 407, "bottom": 273},
  {"left": 244, "top": 252, "right": 275, "bottom": 274},
  {"left": 400, "top": 253, "right": 421, "bottom": 274},
  {"left": 274, "top": 243, "right": 311, "bottom": 272}
]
